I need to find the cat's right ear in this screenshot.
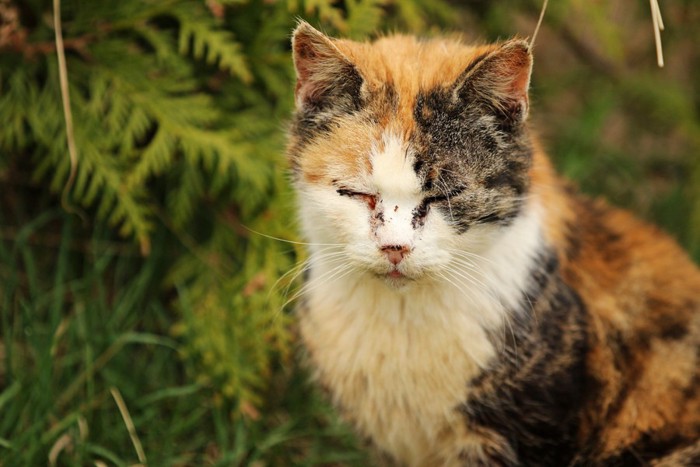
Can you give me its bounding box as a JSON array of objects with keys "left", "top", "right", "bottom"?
[
  {"left": 453, "top": 40, "right": 533, "bottom": 130},
  {"left": 291, "top": 21, "right": 363, "bottom": 111}
]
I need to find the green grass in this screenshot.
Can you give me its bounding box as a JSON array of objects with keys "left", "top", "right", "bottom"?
[{"left": 0, "top": 197, "right": 366, "bottom": 466}]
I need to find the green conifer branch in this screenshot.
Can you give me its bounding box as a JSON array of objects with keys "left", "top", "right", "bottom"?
[{"left": 174, "top": 5, "right": 253, "bottom": 82}]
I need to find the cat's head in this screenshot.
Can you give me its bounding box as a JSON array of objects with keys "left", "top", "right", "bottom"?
[{"left": 287, "top": 22, "right": 535, "bottom": 287}]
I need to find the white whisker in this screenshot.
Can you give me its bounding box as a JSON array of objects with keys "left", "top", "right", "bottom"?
[
  {"left": 281, "top": 261, "right": 355, "bottom": 310},
  {"left": 447, "top": 247, "right": 499, "bottom": 267},
  {"left": 446, "top": 262, "right": 492, "bottom": 293},
  {"left": 436, "top": 174, "right": 456, "bottom": 223},
  {"left": 243, "top": 225, "right": 345, "bottom": 247},
  {"left": 447, "top": 252, "right": 480, "bottom": 269},
  {"left": 440, "top": 266, "right": 519, "bottom": 359},
  {"left": 269, "top": 246, "right": 347, "bottom": 300},
  {"left": 435, "top": 270, "right": 479, "bottom": 310}
]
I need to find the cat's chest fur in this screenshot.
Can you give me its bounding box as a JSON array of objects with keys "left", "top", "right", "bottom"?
[
  {"left": 300, "top": 275, "right": 498, "bottom": 465},
  {"left": 298, "top": 202, "right": 542, "bottom": 465}
]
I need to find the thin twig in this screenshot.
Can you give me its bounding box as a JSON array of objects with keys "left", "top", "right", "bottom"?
[
  {"left": 530, "top": 0, "right": 549, "bottom": 49},
  {"left": 110, "top": 387, "right": 148, "bottom": 465},
  {"left": 53, "top": 0, "right": 86, "bottom": 221}
]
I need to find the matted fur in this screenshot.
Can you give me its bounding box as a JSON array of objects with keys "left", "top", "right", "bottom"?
[{"left": 287, "top": 22, "right": 700, "bottom": 466}]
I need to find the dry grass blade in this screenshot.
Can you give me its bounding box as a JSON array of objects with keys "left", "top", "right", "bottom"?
[
  {"left": 48, "top": 433, "right": 72, "bottom": 466},
  {"left": 53, "top": 0, "right": 86, "bottom": 220},
  {"left": 110, "top": 387, "right": 147, "bottom": 465},
  {"left": 530, "top": 0, "right": 549, "bottom": 49},
  {"left": 650, "top": 0, "right": 665, "bottom": 67}
]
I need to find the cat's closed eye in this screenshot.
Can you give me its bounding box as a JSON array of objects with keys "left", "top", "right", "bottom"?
[
  {"left": 422, "top": 186, "right": 466, "bottom": 205},
  {"left": 336, "top": 188, "right": 378, "bottom": 210}
]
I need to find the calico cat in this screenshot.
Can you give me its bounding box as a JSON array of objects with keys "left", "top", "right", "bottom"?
[{"left": 286, "top": 21, "right": 700, "bottom": 466}]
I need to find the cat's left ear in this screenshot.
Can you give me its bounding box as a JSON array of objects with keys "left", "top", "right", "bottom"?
[
  {"left": 291, "top": 21, "right": 363, "bottom": 112},
  {"left": 453, "top": 40, "right": 533, "bottom": 128}
]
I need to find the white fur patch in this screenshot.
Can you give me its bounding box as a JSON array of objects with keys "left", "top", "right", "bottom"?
[
  {"left": 370, "top": 132, "right": 421, "bottom": 198},
  {"left": 369, "top": 133, "right": 422, "bottom": 249},
  {"left": 298, "top": 164, "right": 545, "bottom": 467}
]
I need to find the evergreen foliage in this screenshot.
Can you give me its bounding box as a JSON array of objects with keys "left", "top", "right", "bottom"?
[{"left": 0, "top": 0, "right": 698, "bottom": 464}]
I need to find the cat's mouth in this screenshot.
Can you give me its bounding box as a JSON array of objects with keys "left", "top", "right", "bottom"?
[
  {"left": 361, "top": 257, "right": 423, "bottom": 283},
  {"left": 382, "top": 265, "right": 418, "bottom": 282},
  {"left": 380, "top": 270, "right": 412, "bottom": 288},
  {"left": 387, "top": 269, "right": 404, "bottom": 279},
  {"left": 370, "top": 266, "right": 409, "bottom": 281}
]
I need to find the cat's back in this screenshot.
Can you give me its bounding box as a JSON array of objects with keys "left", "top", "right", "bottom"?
[{"left": 557, "top": 190, "right": 700, "bottom": 463}]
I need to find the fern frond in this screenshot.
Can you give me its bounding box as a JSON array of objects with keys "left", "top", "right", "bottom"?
[
  {"left": 302, "top": 0, "right": 347, "bottom": 31},
  {"left": 175, "top": 6, "right": 253, "bottom": 82},
  {"left": 0, "top": 69, "right": 34, "bottom": 150},
  {"left": 171, "top": 221, "right": 294, "bottom": 409},
  {"left": 117, "top": 106, "right": 152, "bottom": 155},
  {"left": 346, "top": 0, "right": 385, "bottom": 39},
  {"left": 133, "top": 23, "right": 179, "bottom": 64},
  {"left": 126, "top": 129, "right": 176, "bottom": 189},
  {"left": 72, "top": 132, "right": 153, "bottom": 249},
  {"left": 168, "top": 167, "right": 205, "bottom": 228}
]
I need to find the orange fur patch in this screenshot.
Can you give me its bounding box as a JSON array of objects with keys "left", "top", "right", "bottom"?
[
  {"left": 297, "top": 120, "right": 377, "bottom": 185},
  {"left": 332, "top": 36, "right": 498, "bottom": 140}
]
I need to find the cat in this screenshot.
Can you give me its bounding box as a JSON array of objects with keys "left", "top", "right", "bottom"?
[{"left": 286, "top": 21, "right": 700, "bottom": 466}]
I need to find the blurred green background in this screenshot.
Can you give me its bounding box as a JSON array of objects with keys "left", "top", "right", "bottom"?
[{"left": 0, "top": 0, "right": 698, "bottom": 465}]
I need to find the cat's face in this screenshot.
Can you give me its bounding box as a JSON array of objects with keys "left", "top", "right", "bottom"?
[{"left": 288, "top": 23, "right": 534, "bottom": 287}]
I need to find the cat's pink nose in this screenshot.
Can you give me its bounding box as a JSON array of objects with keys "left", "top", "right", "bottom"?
[{"left": 381, "top": 245, "right": 411, "bottom": 265}]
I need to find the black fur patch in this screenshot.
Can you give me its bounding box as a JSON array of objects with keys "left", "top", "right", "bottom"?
[
  {"left": 292, "top": 64, "right": 364, "bottom": 142},
  {"left": 460, "top": 250, "right": 590, "bottom": 466},
  {"left": 305, "top": 62, "right": 364, "bottom": 113},
  {"left": 596, "top": 435, "right": 700, "bottom": 466},
  {"left": 410, "top": 86, "right": 532, "bottom": 233}
]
